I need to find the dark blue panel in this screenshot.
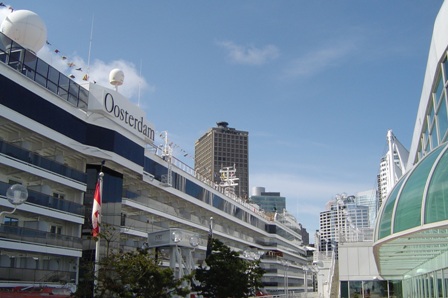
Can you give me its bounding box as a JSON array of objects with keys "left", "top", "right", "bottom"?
[{"left": 0, "top": 73, "right": 143, "bottom": 166}]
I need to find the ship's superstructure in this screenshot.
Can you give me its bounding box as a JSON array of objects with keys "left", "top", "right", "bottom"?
[{"left": 0, "top": 9, "right": 311, "bottom": 296}]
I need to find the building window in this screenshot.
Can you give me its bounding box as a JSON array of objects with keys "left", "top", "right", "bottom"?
[
  {"left": 50, "top": 225, "right": 62, "bottom": 234},
  {"left": 4, "top": 217, "right": 18, "bottom": 226},
  {"left": 53, "top": 192, "right": 65, "bottom": 200}
]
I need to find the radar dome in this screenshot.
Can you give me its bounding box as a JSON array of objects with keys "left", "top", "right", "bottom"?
[
  {"left": 109, "top": 69, "right": 124, "bottom": 86},
  {"left": 0, "top": 10, "right": 47, "bottom": 53}
]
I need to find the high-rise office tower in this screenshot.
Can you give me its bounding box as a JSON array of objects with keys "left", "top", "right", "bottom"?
[
  {"left": 250, "top": 187, "right": 286, "bottom": 213},
  {"left": 195, "top": 122, "right": 249, "bottom": 198}
]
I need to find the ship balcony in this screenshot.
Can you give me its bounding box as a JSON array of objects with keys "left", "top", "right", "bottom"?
[
  {"left": 0, "top": 181, "right": 85, "bottom": 217},
  {"left": 0, "top": 139, "right": 87, "bottom": 185},
  {"left": 0, "top": 267, "right": 76, "bottom": 284},
  {"left": 0, "top": 224, "right": 82, "bottom": 250}
]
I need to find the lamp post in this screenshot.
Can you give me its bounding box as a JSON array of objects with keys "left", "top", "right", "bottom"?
[
  {"left": 281, "top": 259, "right": 289, "bottom": 297},
  {"left": 1, "top": 184, "right": 28, "bottom": 217},
  {"left": 303, "top": 265, "right": 309, "bottom": 297}
]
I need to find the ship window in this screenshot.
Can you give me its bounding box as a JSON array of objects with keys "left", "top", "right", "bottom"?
[
  {"left": 50, "top": 225, "right": 62, "bottom": 234},
  {"left": 23, "top": 51, "right": 37, "bottom": 76},
  {"left": 3, "top": 217, "right": 18, "bottom": 226},
  {"left": 48, "top": 66, "right": 60, "bottom": 84},
  {"left": 35, "top": 73, "right": 47, "bottom": 88},
  {"left": 79, "top": 87, "right": 89, "bottom": 109},
  {"left": 8, "top": 50, "right": 22, "bottom": 71},
  {"left": 47, "top": 81, "right": 57, "bottom": 93},
  {"left": 36, "top": 59, "right": 49, "bottom": 77},
  {"left": 58, "top": 75, "right": 69, "bottom": 100},
  {"left": 0, "top": 33, "right": 10, "bottom": 53}
]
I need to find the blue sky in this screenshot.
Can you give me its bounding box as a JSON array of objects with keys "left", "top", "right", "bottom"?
[{"left": 1, "top": 1, "right": 444, "bottom": 234}]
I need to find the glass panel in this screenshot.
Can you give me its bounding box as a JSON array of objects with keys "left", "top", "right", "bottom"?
[
  {"left": 430, "top": 129, "right": 439, "bottom": 149},
  {"left": 435, "top": 72, "right": 443, "bottom": 107},
  {"left": 36, "top": 59, "right": 49, "bottom": 77},
  {"left": 438, "top": 97, "right": 448, "bottom": 143},
  {"left": 47, "top": 66, "right": 60, "bottom": 84},
  {"left": 69, "top": 80, "right": 79, "bottom": 97},
  {"left": 425, "top": 145, "right": 448, "bottom": 223},
  {"left": 47, "top": 81, "right": 57, "bottom": 93},
  {"left": 394, "top": 146, "right": 445, "bottom": 232},
  {"left": 23, "top": 51, "right": 37, "bottom": 72},
  {"left": 34, "top": 74, "right": 47, "bottom": 88},
  {"left": 444, "top": 56, "right": 448, "bottom": 84},
  {"left": 340, "top": 281, "right": 348, "bottom": 298},
  {"left": 58, "top": 75, "right": 69, "bottom": 100},
  {"left": 429, "top": 100, "right": 435, "bottom": 127},
  {"left": 378, "top": 177, "right": 406, "bottom": 239},
  {"left": 78, "top": 86, "right": 89, "bottom": 109},
  {"left": 0, "top": 32, "right": 11, "bottom": 53},
  {"left": 58, "top": 74, "right": 69, "bottom": 90},
  {"left": 349, "top": 281, "right": 362, "bottom": 297},
  {"left": 8, "top": 49, "right": 22, "bottom": 70}
]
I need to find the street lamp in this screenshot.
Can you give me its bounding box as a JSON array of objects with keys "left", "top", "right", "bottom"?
[
  {"left": 281, "top": 259, "right": 289, "bottom": 296},
  {"left": 1, "top": 184, "right": 28, "bottom": 216},
  {"left": 303, "top": 265, "right": 309, "bottom": 296}
]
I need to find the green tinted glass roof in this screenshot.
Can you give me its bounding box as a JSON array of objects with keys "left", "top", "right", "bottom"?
[{"left": 376, "top": 143, "right": 448, "bottom": 240}]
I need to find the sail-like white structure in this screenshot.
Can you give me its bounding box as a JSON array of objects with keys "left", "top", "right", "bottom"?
[{"left": 378, "top": 130, "right": 409, "bottom": 206}]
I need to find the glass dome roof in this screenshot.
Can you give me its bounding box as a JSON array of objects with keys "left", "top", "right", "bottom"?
[
  {"left": 376, "top": 142, "right": 448, "bottom": 240},
  {"left": 373, "top": 142, "right": 448, "bottom": 279}
]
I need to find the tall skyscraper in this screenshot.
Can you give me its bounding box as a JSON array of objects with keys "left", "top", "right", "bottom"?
[
  {"left": 318, "top": 194, "right": 371, "bottom": 257},
  {"left": 195, "top": 122, "right": 249, "bottom": 198}
]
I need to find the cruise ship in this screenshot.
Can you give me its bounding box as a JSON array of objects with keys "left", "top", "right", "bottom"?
[{"left": 0, "top": 8, "right": 312, "bottom": 296}]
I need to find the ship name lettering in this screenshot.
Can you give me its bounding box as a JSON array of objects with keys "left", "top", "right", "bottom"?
[{"left": 104, "top": 93, "right": 155, "bottom": 141}]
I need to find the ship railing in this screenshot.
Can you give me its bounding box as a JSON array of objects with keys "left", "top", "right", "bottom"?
[
  {"left": 0, "top": 31, "right": 89, "bottom": 111},
  {"left": 0, "top": 267, "right": 75, "bottom": 284},
  {"left": 147, "top": 143, "right": 271, "bottom": 221},
  {"left": 0, "top": 139, "right": 87, "bottom": 184},
  {"left": 0, "top": 224, "right": 82, "bottom": 250}
]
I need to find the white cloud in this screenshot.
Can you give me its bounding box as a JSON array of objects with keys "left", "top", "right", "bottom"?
[
  {"left": 217, "top": 40, "right": 279, "bottom": 65},
  {"left": 283, "top": 42, "right": 356, "bottom": 78},
  {"left": 36, "top": 45, "right": 154, "bottom": 102}
]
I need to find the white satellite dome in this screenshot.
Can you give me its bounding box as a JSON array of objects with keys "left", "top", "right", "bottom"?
[
  {"left": 109, "top": 68, "right": 124, "bottom": 86},
  {"left": 0, "top": 10, "right": 47, "bottom": 53}
]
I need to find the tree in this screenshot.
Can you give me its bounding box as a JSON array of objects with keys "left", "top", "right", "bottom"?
[
  {"left": 97, "top": 248, "right": 191, "bottom": 298},
  {"left": 194, "top": 239, "right": 265, "bottom": 298}
]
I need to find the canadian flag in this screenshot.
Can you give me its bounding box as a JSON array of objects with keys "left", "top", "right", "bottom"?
[{"left": 92, "top": 176, "right": 102, "bottom": 237}]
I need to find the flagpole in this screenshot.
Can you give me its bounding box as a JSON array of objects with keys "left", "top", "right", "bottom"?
[
  {"left": 206, "top": 217, "right": 213, "bottom": 258},
  {"left": 93, "top": 166, "right": 104, "bottom": 296}
]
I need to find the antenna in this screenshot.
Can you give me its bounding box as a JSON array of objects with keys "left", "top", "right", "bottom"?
[
  {"left": 87, "top": 14, "right": 94, "bottom": 77},
  {"left": 138, "top": 59, "right": 142, "bottom": 106}
]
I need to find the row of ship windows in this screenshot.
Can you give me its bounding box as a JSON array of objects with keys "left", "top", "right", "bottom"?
[{"left": 0, "top": 33, "right": 89, "bottom": 110}]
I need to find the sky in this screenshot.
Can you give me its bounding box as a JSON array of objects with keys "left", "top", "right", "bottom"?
[{"left": 0, "top": 1, "right": 444, "bottom": 235}]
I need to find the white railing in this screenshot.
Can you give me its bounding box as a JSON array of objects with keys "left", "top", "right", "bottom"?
[{"left": 146, "top": 145, "right": 272, "bottom": 221}]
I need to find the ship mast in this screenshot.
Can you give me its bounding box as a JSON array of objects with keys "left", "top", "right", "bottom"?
[
  {"left": 161, "top": 131, "right": 173, "bottom": 187},
  {"left": 219, "top": 164, "right": 239, "bottom": 197}
]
